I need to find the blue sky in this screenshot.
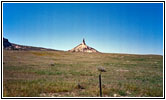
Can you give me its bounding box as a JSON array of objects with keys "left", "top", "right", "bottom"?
[{"left": 3, "top": 3, "right": 163, "bottom": 55}]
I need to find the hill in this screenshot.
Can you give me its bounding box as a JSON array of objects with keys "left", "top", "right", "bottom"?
[
  {"left": 3, "top": 37, "right": 56, "bottom": 51},
  {"left": 68, "top": 39, "right": 99, "bottom": 53}
]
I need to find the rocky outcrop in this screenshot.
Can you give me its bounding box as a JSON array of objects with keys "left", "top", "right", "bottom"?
[
  {"left": 3, "top": 38, "right": 12, "bottom": 48},
  {"left": 68, "top": 39, "right": 99, "bottom": 53}
]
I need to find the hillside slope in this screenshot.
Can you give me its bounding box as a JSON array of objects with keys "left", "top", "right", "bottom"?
[{"left": 3, "top": 37, "right": 56, "bottom": 51}]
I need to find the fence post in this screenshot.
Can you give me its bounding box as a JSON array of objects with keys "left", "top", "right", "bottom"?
[
  {"left": 99, "top": 74, "right": 102, "bottom": 97},
  {"left": 98, "top": 66, "right": 106, "bottom": 97}
]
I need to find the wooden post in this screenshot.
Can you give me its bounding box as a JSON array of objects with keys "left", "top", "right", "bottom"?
[
  {"left": 98, "top": 67, "right": 106, "bottom": 97},
  {"left": 99, "top": 74, "right": 102, "bottom": 97}
]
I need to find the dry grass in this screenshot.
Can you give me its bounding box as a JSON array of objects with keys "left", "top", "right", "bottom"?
[{"left": 3, "top": 50, "right": 163, "bottom": 97}]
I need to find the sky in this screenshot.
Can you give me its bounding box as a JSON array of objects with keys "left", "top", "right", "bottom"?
[{"left": 3, "top": 3, "right": 163, "bottom": 55}]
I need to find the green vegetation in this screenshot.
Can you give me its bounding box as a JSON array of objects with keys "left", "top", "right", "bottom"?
[{"left": 3, "top": 50, "right": 163, "bottom": 97}]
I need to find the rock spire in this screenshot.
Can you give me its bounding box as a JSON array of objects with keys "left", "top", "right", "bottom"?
[
  {"left": 82, "top": 38, "right": 86, "bottom": 45},
  {"left": 68, "top": 38, "right": 99, "bottom": 53}
]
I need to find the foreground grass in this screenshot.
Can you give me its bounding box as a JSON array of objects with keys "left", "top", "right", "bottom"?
[{"left": 3, "top": 50, "right": 163, "bottom": 97}]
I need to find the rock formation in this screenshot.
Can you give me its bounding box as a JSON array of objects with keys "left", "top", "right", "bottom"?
[
  {"left": 3, "top": 38, "right": 12, "bottom": 48},
  {"left": 68, "top": 39, "right": 99, "bottom": 53}
]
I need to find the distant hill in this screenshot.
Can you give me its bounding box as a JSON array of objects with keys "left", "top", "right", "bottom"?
[
  {"left": 68, "top": 39, "right": 99, "bottom": 53},
  {"left": 3, "top": 38, "right": 56, "bottom": 51}
]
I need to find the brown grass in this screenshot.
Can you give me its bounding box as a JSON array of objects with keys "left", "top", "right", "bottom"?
[{"left": 3, "top": 50, "right": 163, "bottom": 97}]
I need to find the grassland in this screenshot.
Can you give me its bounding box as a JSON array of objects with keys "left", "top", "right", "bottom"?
[{"left": 3, "top": 50, "right": 163, "bottom": 97}]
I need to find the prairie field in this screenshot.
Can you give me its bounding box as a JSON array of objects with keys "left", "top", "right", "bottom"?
[{"left": 3, "top": 50, "right": 163, "bottom": 97}]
